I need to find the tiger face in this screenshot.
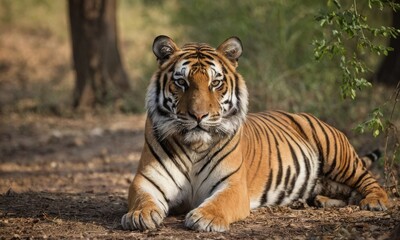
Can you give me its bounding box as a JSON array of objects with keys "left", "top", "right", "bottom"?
[{"left": 146, "top": 36, "right": 248, "bottom": 147}]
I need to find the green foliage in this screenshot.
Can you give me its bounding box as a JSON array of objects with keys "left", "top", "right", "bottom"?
[
  {"left": 313, "top": 0, "right": 400, "bottom": 99},
  {"left": 355, "top": 108, "right": 385, "bottom": 137}
]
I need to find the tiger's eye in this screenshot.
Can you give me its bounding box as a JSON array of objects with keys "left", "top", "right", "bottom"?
[
  {"left": 175, "top": 79, "right": 187, "bottom": 88},
  {"left": 211, "top": 80, "right": 222, "bottom": 88}
]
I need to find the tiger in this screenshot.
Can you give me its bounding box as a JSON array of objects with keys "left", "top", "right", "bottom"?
[{"left": 121, "top": 35, "right": 389, "bottom": 232}]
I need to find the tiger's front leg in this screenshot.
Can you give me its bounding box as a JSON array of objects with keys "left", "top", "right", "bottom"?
[
  {"left": 185, "top": 180, "right": 250, "bottom": 232},
  {"left": 185, "top": 156, "right": 250, "bottom": 232},
  {"left": 121, "top": 173, "right": 168, "bottom": 231},
  {"left": 121, "top": 138, "right": 177, "bottom": 231}
]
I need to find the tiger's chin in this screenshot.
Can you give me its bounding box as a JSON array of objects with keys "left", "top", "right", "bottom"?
[
  {"left": 182, "top": 129, "right": 213, "bottom": 149},
  {"left": 179, "top": 118, "right": 243, "bottom": 148}
]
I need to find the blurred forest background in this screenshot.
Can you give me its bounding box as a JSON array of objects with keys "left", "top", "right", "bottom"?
[{"left": 0, "top": 0, "right": 398, "bottom": 147}]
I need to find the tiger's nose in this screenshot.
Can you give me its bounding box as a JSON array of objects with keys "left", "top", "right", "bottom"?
[{"left": 188, "top": 110, "right": 209, "bottom": 123}]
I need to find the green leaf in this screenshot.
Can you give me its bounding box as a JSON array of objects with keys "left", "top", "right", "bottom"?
[
  {"left": 373, "top": 129, "right": 380, "bottom": 137},
  {"left": 315, "top": 0, "right": 397, "bottom": 102}
]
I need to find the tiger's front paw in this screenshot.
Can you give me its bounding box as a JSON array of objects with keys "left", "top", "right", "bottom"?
[
  {"left": 121, "top": 207, "right": 165, "bottom": 231},
  {"left": 360, "top": 197, "right": 388, "bottom": 211},
  {"left": 184, "top": 207, "right": 229, "bottom": 232}
]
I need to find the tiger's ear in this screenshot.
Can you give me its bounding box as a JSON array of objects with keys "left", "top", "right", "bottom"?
[
  {"left": 153, "top": 35, "right": 179, "bottom": 65},
  {"left": 217, "top": 37, "right": 243, "bottom": 67}
]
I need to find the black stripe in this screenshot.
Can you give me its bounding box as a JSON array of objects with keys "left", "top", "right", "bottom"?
[
  {"left": 247, "top": 122, "right": 261, "bottom": 167},
  {"left": 173, "top": 137, "right": 191, "bottom": 164},
  {"left": 167, "top": 61, "right": 176, "bottom": 73},
  {"left": 343, "top": 167, "right": 357, "bottom": 185},
  {"left": 359, "top": 180, "right": 378, "bottom": 194},
  {"left": 202, "top": 53, "right": 216, "bottom": 61},
  {"left": 209, "top": 159, "right": 244, "bottom": 195},
  {"left": 286, "top": 145, "right": 300, "bottom": 194},
  {"left": 183, "top": 53, "right": 200, "bottom": 59},
  {"left": 206, "top": 51, "right": 219, "bottom": 57},
  {"left": 276, "top": 167, "right": 292, "bottom": 205},
  {"left": 255, "top": 116, "right": 279, "bottom": 205},
  {"left": 243, "top": 122, "right": 255, "bottom": 163},
  {"left": 139, "top": 172, "right": 170, "bottom": 204},
  {"left": 154, "top": 104, "right": 170, "bottom": 118},
  {"left": 162, "top": 73, "right": 168, "bottom": 90},
  {"left": 307, "top": 180, "right": 318, "bottom": 200},
  {"left": 275, "top": 144, "right": 283, "bottom": 190},
  {"left": 360, "top": 157, "right": 367, "bottom": 168},
  {"left": 204, "top": 60, "right": 215, "bottom": 66},
  {"left": 151, "top": 210, "right": 163, "bottom": 225},
  {"left": 355, "top": 175, "right": 374, "bottom": 189},
  {"left": 287, "top": 175, "right": 297, "bottom": 198},
  {"left": 163, "top": 97, "right": 173, "bottom": 112},
  {"left": 159, "top": 140, "right": 191, "bottom": 183},
  {"left": 228, "top": 76, "right": 234, "bottom": 108},
  {"left": 220, "top": 62, "right": 228, "bottom": 74},
  {"left": 329, "top": 132, "right": 343, "bottom": 180},
  {"left": 234, "top": 74, "right": 241, "bottom": 106},
  {"left": 154, "top": 71, "right": 161, "bottom": 108},
  {"left": 196, "top": 136, "right": 232, "bottom": 175},
  {"left": 248, "top": 119, "right": 271, "bottom": 185},
  {"left": 288, "top": 144, "right": 301, "bottom": 175},
  {"left": 331, "top": 134, "right": 349, "bottom": 181},
  {"left": 284, "top": 167, "right": 292, "bottom": 189},
  {"left": 297, "top": 152, "right": 311, "bottom": 199},
  {"left": 363, "top": 185, "right": 382, "bottom": 196},
  {"left": 276, "top": 111, "right": 308, "bottom": 140},
  {"left": 145, "top": 136, "right": 182, "bottom": 190},
  {"left": 260, "top": 169, "right": 274, "bottom": 205},
  {"left": 302, "top": 114, "right": 330, "bottom": 173},
  {"left": 275, "top": 191, "right": 286, "bottom": 205},
  {"left": 202, "top": 138, "right": 240, "bottom": 180},
  {"left": 299, "top": 114, "right": 325, "bottom": 175},
  {"left": 157, "top": 199, "right": 168, "bottom": 215},
  {"left": 352, "top": 171, "right": 369, "bottom": 189},
  {"left": 259, "top": 113, "right": 294, "bottom": 139},
  {"left": 197, "top": 138, "right": 240, "bottom": 189},
  {"left": 339, "top": 134, "right": 350, "bottom": 179},
  {"left": 343, "top": 152, "right": 359, "bottom": 184},
  {"left": 324, "top": 126, "right": 338, "bottom": 176}
]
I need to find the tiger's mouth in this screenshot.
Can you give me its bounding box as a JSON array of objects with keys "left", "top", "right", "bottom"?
[{"left": 182, "top": 123, "right": 212, "bottom": 133}]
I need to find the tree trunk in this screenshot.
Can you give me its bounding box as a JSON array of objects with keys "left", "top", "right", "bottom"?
[
  {"left": 68, "top": 0, "right": 130, "bottom": 110},
  {"left": 374, "top": 4, "right": 400, "bottom": 87}
]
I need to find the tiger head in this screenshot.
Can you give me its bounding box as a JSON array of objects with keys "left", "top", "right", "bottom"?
[{"left": 146, "top": 35, "right": 248, "bottom": 146}]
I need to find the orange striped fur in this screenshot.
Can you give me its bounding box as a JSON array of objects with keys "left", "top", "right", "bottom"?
[{"left": 121, "top": 36, "right": 388, "bottom": 232}]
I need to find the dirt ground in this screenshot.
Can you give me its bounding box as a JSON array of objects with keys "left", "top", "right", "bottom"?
[{"left": 0, "top": 113, "right": 399, "bottom": 239}]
